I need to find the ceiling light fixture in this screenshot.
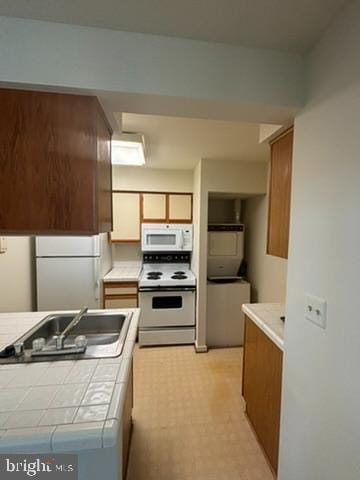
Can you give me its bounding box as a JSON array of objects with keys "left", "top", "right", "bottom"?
[{"left": 111, "top": 133, "right": 145, "bottom": 166}]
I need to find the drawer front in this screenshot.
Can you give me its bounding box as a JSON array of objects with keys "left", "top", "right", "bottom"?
[
  {"left": 104, "top": 285, "right": 138, "bottom": 296},
  {"left": 105, "top": 297, "right": 138, "bottom": 309}
]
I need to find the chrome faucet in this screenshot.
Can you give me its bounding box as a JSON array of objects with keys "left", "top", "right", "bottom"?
[{"left": 56, "top": 306, "right": 88, "bottom": 350}]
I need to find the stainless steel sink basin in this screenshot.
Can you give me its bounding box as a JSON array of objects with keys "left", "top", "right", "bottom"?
[{"left": 0, "top": 311, "right": 132, "bottom": 364}]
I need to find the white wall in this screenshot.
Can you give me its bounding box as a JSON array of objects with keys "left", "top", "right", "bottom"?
[
  {"left": 0, "top": 237, "right": 34, "bottom": 312},
  {"left": 0, "top": 16, "right": 304, "bottom": 124},
  {"left": 279, "top": 1, "right": 360, "bottom": 479},
  {"left": 242, "top": 195, "right": 287, "bottom": 302},
  {"left": 112, "top": 166, "right": 193, "bottom": 192}
]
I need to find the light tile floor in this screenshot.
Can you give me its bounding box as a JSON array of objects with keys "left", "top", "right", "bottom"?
[{"left": 127, "top": 346, "right": 273, "bottom": 480}]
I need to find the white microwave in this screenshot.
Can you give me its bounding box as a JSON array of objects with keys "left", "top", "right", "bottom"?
[{"left": 141, "top": 224, "right": 193, "bottom": 252}]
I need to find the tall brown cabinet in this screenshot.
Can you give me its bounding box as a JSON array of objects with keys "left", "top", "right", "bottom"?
[{"left": 267, "top": 127, "right": 293, "bottom": 259}]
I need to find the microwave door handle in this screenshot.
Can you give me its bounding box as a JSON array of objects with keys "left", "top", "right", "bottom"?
[{"left": 181, "top": 231, "right": 185, "bottom": 249}]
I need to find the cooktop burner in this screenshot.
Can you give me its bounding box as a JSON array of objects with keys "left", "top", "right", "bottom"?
[
  {"left": 147, "top": 274, "right": 162, "bottom": 279},
  {"left": 140, "top": 258, "right": 196, "bottom": 288}
]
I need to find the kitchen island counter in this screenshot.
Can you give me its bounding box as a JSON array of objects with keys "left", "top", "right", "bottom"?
[{"left": 0, "top": 308, "right": 139, "bottom": 478}]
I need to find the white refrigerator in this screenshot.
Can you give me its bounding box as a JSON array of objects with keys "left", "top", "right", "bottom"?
[{"left": 36, "top": 234, "right": 112, "bottom": 311}]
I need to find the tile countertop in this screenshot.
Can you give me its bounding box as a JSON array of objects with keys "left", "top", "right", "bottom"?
[
  {"left": 242, "top": 303, "right": 285, "bottom": 351},
  {"left": 0, "top": 308, "right": 139, "bottom": 453},
  {"left": 103, "top": 261, "right": 142, "bottom": 283}
]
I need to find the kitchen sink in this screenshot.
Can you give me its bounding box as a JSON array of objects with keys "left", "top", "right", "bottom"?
[{"left": 0, "top": 311, "right": 132, "bottom": 364}]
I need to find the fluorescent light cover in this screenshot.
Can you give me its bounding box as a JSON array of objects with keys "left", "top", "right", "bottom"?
[{"left": 112, "top": 139, "right": 145, "bottom": 166}]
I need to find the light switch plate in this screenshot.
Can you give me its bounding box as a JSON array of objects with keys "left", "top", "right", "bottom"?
[{"left": 305, "top": 293, "right": 327, "bottom": 329}]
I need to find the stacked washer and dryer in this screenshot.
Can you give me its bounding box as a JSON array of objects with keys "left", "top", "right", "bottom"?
[{"left": 207, "top": 224, "right": 250, "bottom": 347}]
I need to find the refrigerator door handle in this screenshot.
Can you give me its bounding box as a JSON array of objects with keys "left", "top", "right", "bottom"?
[
  {"left": 93, "top": 235, "right": 101, "bottom": 256},
  {"left": 94, "top": 258, "right": 100, "bottom": 301}
]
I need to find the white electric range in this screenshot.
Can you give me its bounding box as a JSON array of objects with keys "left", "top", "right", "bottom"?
[{"left": 138, "top": 253, "right": 196, "bottom": 346}]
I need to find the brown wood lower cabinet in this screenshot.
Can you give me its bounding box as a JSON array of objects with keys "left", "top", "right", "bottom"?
[
  {"left": 103, "top": 282, "right": 138, "bottom": 309},
  {"left": 242, "top": 316, "right": 283, "bottom": 475},
  {"left": 122, "top": 361, "right": 133, "bottom": 478}
]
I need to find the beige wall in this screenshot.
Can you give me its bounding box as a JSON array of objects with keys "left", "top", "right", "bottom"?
[
  {"left": 193, "top": 159, "right": 269, "bottom": 349},
  {"left": 203, "top": 159, "right": 268, "bottom": 195},
  {"left": 0, "top": 237, "right": 34, "bottom": 312},
  {"left": 112, "top": 165, "right": 194, "bottom": 263},
  {"left": 242, "top": 195, "right": 287, "bottom": 303},
  {"left": 259, "top": 124, "right": 282, "bottom": 143},
  {"left": 112, "top": 165, "right": 193, "bottom": 192},
  {"left": 191, "top": 160, "right": 208, "bottom": 351},
  {"left": 112, "top": 243, "right": 142, "bottom": 263}
]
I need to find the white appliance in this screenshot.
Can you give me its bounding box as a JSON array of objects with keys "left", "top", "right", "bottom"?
[
  {"left": 35, "top": 234, "right": 111, "bottom": 310},
  {"left": 138, "top": 253, "right": 196, "bottom": 346},
  {"left": 141, "top": 224, "right": 193, "bottom": 252},
  {"left": 207, "top": 280, "right": 250, "bottom": 347},
  {"left": 207, "top": 224, "right": 245, "bottom": 280}
]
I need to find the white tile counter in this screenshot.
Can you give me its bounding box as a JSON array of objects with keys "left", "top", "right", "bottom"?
[
  {"left": 103, "top": 262, "right": 142, "bottom": 283},
  {"left": 0, "top": 308, "right": 139, "bottom": 456},
  {"left": 242, "top": 303, "right": 285, "bottom": 350}
]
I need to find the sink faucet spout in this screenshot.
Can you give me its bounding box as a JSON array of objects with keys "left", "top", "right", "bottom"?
[{"left": 56, "top": 306, "right": 88, "bottom": 350}]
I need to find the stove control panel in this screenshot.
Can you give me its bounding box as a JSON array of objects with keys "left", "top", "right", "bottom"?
[{"left": 143, "top": 253, "right": 191, "bottom": 264}]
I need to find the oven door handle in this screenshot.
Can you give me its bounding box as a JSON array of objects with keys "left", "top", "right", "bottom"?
[{"left": 139, "top": 287, "right": 196, "bottom": 292}]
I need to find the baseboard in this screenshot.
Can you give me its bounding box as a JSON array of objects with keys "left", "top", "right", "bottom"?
[{"left": 194, "top": 341, "right": 208, "bottom": 353}]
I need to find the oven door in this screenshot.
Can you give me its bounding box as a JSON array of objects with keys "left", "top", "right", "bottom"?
[
  {"left": 139, "top": 289, "right": 195, "bottom": 327},
  {"left": 141, "top": 228, "right": 182, "bottom": 251}
]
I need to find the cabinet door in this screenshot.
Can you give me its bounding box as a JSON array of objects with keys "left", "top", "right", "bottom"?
[
  {"left": 168, "top": 194, "right": 192, "bottom": 222},
  {"left": 104, "top": 297, "right": 138, "bottom": 308},
  {"left": 141, "top": 193, "right": 167, "bottom": 222},
  {"left": 111, "top": 193, "right": 140, "bottom": 242},
  {"left": 267, "top": 128, "right": 293, "bottom": 258},
  {"left": 242, "top": 317, "right": 283, "bottom": 474},
  {"left": 0, "top": 88, "right": 112, "bottom": 235}
]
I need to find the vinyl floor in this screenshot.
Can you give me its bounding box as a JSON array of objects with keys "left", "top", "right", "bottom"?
[{"left": 127, "top": 345, "right": 273, "bottom": 480}]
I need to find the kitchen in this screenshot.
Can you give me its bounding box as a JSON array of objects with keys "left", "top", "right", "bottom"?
[
  {"left": 0, "top": 2, "right": 358, "bottom": 479},
  {"left": 0, "top": 90, "right": 288, "bottom": 479}
]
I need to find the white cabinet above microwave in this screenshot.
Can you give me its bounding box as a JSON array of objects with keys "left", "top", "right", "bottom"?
[{"left": 141, "top": 224, "right": 193, "bottom": 252}]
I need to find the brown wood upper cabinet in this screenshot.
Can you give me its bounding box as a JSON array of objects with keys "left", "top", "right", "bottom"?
[
  {"left": 267, "top": 127, "right": 293, "bottom": 258},
  {"left": 0, "top": 88, "right": 112, "bottom": 235}
]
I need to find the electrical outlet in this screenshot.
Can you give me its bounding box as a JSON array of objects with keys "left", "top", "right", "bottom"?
[{"left": 305, "top": 293, "right": 327, "bottom": 329}]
